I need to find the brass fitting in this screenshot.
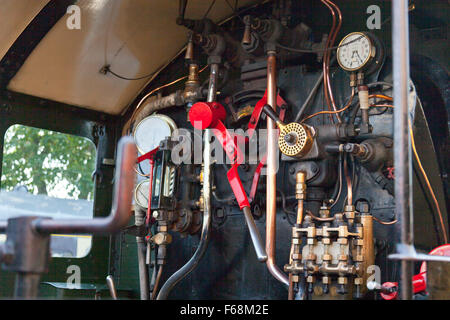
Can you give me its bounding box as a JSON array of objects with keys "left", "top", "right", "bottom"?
[
  {"left": 349, "top": 72, "right": 357, "bottom": 87},
  {"left": 183, "top": 63, "right": 200, "bottom": 104},
  {"left": 295, "top": 171, "right": 307, "bottom": 200},
  {"left": 319, "top": 205, "right": 330, "bottom": 218},
  {"left": 295, "top": 171, "right": 307, "bottom": 225},
  {"left": 151, "top": 232, "right": 173, "bottom": 246}
]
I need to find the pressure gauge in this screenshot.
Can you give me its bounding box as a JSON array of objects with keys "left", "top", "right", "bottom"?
[
  {"left": 134, "top": 179, "right": 150, "bottom": 209},
  {"left": 336, "top": 32, "right": 383, "bottom": 74},
  {"left": 133, "top": 114, "right": 177, "bottom": 154}
]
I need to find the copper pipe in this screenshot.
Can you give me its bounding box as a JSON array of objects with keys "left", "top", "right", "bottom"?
[
  {"left": 320, "top": 0, "right": 336, "bottom": 122},
  {"left": 151, "top": 266, "right": 164, "bottom": 300},
  {"left": 326, "top": 0, "right": 342, "bottom": 123},
  {"left": 321, "top": 0, "right": 343, "bottom": 123},
  {"left": 300, "top": 88, "right": 355, "bottom": 123},
  {"left": 373, "top": 216, "right": 398, "bottom": 225},
  {"left": 288, "top": 274, "right": 294, "bottom": 300},
  {"left": 306, "top": 210, "right": 335, "bottom": 222},
  {"left": 266, "top": 51, "right": 289, "bottom": 288}
]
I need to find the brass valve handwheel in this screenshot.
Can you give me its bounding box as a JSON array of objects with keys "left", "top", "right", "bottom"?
[{"left": 278, "top": 122, "right": 313, "bottom": 157}]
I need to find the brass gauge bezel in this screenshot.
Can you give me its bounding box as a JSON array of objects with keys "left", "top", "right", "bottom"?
[
  {"left": 132, "top": 114, "right": 177, "bottom": 155},
  {"left": 336, "top": 32, "right": 376, "bottom": 72}
]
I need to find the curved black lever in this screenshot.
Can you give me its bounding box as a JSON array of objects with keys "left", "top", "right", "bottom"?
[{"left": 262, "top": 104, "right": 284, "bottom": 125}]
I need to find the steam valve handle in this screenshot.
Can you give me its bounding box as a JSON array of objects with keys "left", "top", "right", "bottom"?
[{"left": 189, "top": 101, "right": 267, "bottom": 262}]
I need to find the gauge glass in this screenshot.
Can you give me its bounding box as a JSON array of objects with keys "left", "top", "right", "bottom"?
[
  {"left": 133, "top": 115, "right": 176, "bottom": 154},
  {"left": 337, "top": 33, "right": 373, "bottom": 71},
  {"left": 134, "top": 180, "right": 150, "bottom": 209}
]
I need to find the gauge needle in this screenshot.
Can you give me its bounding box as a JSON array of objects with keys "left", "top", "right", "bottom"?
[
  {"left": 355, "top": 51, "right": 363, "bottom": 63},
  {"left": 138, "top": 188, "right": 149, "bottom": 201}
]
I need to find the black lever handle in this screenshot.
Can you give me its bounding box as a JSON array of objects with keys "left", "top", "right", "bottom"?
[{"left": 262, "top": 104, "right": 284, "bottom": 124}]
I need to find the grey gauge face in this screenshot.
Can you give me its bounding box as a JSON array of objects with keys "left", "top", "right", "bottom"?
[
  {"left": 337, "top": 32, "right": 374, "bottom": 72},
  {"left": 133, "top": 115, "right": 176, "bottom": 154},
  {"left": 134, "top": 180, "right": 150, "bottom": 209}
]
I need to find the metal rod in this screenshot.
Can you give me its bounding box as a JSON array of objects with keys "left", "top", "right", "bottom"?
[
  {"left": 266, "top": 51, "right": 289, "bottom": 287},
  {"left": 392, "top": 0, "right": 414, "bottom": 300},
  {"left": 31, "top": 137, "right": 137, "bottom": 235},
  {"left": 134, "top": 207, "right": 149, "bottom": 300},
  {"left": 14, "top": 273, "right": 41, "bottom": 299},
  {"left": 156, "top": 63, "right": 217, "bottom": 300},
  {"left": 156, "top": 130, "right": 213, "bottom": 300},
  {"left": 207, "top": 64, "right": 219, "bottom": 102},
  {"left": 242, "top": 206, "right": 267, "bottom": 262},
  {"left": 106, "top": 275, "right": 118, "bottom": 300}
]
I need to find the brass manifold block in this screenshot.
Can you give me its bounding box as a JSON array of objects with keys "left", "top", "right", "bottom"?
[
  {"left": 292, "top": 224, "right": 362, "bottom": 239},
  {"left": 286, "top": 209, "right": 375, "bottom": 296}
]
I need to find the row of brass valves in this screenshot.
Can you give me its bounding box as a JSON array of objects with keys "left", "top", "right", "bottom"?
[{"left": 285, "top": 208, "right": 374, "bottom": 297}]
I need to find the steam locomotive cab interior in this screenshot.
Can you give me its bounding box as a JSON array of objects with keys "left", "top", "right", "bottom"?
[{"left": 0, "top": 0, "right": 449, "bottom": 301}]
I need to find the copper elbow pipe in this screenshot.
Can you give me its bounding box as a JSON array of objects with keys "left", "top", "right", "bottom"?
[{"left": 266, "top": 51, "right": 289, "bottom": 288}]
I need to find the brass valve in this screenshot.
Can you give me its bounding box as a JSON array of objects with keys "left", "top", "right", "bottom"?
[
  {"left": 278, "top": 122, "right": 314, "bottom": 157},
  {"left": 262, "top": 105, "right": 314, "bottom": 158}
]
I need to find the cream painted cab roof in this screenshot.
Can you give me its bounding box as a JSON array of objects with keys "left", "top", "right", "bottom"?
[{"left": 2, "top": 0, "right": 258, "bottom": 115}]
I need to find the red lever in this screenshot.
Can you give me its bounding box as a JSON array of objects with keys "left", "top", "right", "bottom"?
[
  {"left": 380, "top": 273, "right": 427, "bottom": 300},
  {"left": 246, "top": 90, "right": 287, "bottom": 203},
  {"left": 380, "top": 244, "right": 450, "bottom": 300},
  {"left": 189, "top": 102, "right": 249, "bottom": 209},
  {"left": 188, "top": 91, "right": 287, "bottom": 207},
  {"left": 137, "top": 147, "right": 159, "bottom": 226}
]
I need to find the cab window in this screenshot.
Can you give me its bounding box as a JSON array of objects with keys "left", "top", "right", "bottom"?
[{"left": 0, "top": 125, "right": 96, "bottom": 258}]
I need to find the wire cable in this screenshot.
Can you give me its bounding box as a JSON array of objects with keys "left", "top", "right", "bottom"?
[
  {"left": 409, "top": 120, "right": 448, "bottom": 243},
  {"left": 203, "top": 0, "right": 217, "bottom": 19},
  {"left": 105, "top": 66, "right": 157, "bottom": 81},
  {"left": 300, "top": 88, "right": 355, "bottom": 123},
  {"left": 276, "top": 35, "right": 365, "bottom": 54},
  {"left": 362, "top": 93, "right": 447, "bottom": 242}
]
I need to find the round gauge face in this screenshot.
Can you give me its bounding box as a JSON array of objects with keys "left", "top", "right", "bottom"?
[
  {"left": 337, "top": 32, "right": 374, "bottom": 72},
  {"left": 133, "top": 115, "right": 176, "bottom": 154},
  {"left": 134, "top": 180, "right": 150, "bottom": 209}
]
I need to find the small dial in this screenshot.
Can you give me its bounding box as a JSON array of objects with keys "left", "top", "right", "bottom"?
[
  {"left": 134, "top": 180, "right": 150, "bottom": 209},
  {"left": 337, "top": 32, "right": 375, "bottom": 72}
]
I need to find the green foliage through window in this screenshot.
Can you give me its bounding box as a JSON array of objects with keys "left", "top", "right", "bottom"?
[{"left": 1, "top": 125, "right": 96, "bottom": 200}]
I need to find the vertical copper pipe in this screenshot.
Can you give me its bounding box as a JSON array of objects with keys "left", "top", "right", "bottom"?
[
  {"left": 320, "top": 0, "right": 336, "bottom": 122},
  {"left": 266, "top": 51, "right": 289, "bottom": 287},
  {"left": 321, "top": 0, "right": 343, "bottom": 123}
]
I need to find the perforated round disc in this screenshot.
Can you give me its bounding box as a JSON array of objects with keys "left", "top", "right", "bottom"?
[{"left": 278, "top": 123, "right": 312, "bottom": 157}]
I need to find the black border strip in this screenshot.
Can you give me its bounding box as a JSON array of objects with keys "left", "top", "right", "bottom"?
[{"left": 0, "top": 0, "right": 76, "bottom": 89}]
